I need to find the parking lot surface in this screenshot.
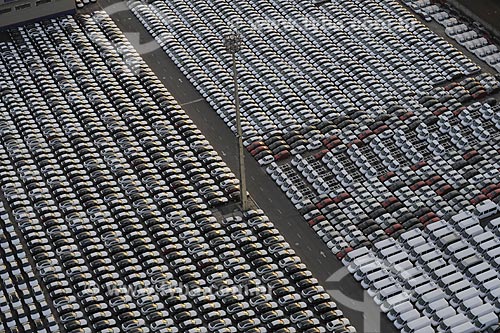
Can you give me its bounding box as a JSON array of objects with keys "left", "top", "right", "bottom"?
[
  {"left": 456, "top": 0, "right": 500, "bottom": 34},
  {"left": 0, "top": 9, "right": 357, "bottom": 333},
  {"left": 95, "top": 1, "right": 395, "bottom": 331},
  {"left": 1, "top": 0, "right": 500, "bottom": 332},
  {"left": 119, "top": 0, "right": 500, "bottom": 330}
]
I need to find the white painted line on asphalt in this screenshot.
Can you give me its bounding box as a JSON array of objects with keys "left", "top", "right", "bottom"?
[
  {"left": 180, "top": 98, "right": 204, "bottom": 106},
  {"left": 320, "top": 251, "right": 327, "bottom": 258},
  {"left": 221, "top": 150, "right": 226, "bottom": 156},
  {"left": 317, "top": 258, "right": 322, "bottom": 264},
  {"left": 296, "top": 233, "right": 302, "bottom": 239},
  {"left": 287, "top": 221, "right": 292, "bottom": 226},
  {"left": 259, "top": 186, "right": 264, "bottom": 192},
  {"left": 250, "top": 176, "right": 256, "bottom": 181},
  {"left": 178, "top": 78, "right": 183, "bottom": 83},
  {"left": 306, "top": 246, "right": 312, "bottom": 251},
  {"left": 276, "top": 209, "right": 283, "bottom": 215}
]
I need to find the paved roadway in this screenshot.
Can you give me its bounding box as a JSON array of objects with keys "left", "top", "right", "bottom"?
[
  {"left": 0, "top": 32, "right": 11, "bottom": 42},
  {"left": 455, "top": 0, "right": 500, "bottom": 36},
  {"left": 95, "top": 1, "right": 396, "bottom": 332}
]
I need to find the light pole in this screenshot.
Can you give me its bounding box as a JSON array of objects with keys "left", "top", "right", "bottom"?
[{"left": 224, "top": 32, "right": 248, "bottom": 211}]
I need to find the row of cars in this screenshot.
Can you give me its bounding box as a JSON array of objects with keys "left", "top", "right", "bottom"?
[
  {"left": 0, "top": 11, "right": 354, "bottom": 333},
  {"left": 126, "top": 0, "right": 500, "bottom": 331},
  {"left": 405, "top": 0, "right": 500, "bottom": 73},
  {"left": 75, "top": 0, "right": 96, "bottom": 9},
  {"left": 127, "top": 0, "right": 483, "bottom": 166},
  {"left": 343, "top": 209, "right": 500, "bottom": 332},
  {"left": 126, "top": 0, "right": 500, "bottom": 236},
  {"left": 0, "top": 200, "right": 60, "bottom": 333},
  {"left": 270, "top": 90, "right": 500, "bottom": 252}
]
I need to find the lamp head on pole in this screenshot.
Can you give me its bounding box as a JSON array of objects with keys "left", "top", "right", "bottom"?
[{"left": 224, "top": 32, "right": 242, "bottom": 54}]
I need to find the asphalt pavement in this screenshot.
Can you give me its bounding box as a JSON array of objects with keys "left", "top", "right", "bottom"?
[
  {"left": 455, "top": 0, "right": 500, "bottom": 35},
  {"left": 0, "top": 32, "right": 11, "bottom": 42},
  {"left": 0, "top": 1, "right": 496, "bottom": 332},
  {"left": 95, "top": 1, "right": 397, "bottom": 331}
]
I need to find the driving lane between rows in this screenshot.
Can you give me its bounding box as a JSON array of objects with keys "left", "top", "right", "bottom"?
[{"left": 95, "top": 1, "right": 398, "bottom": 331}]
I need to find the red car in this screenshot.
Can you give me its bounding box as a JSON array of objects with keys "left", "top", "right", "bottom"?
[
  {"left": 436, "top": 185, "right": 452, "bottom": 196},
  {"left": 326, "top": 139, "right": 342, "bottom": 149},
  {"left": 382, "top": 196, "right": 398, "bottom": 208},
  {"left": 444, "top": 82, "right": 459, "bottom": 91},
  {"left": 419, "top": 212, "right": 437, "bottom": 224},
  {"left": 314, "top": 149, "right": 329, "bottom": 160},
  {"left": 385, "top": 223, "right": 402, "bottom": 236},
  {"left": 274, "top": 150, "right": 290, "bottom": 161},
  {"left": 470, "top": 194, "right": 488, "bottom": 205},
  {"left": 400, "top": 111, "right": 414, "bottom": 121},
  {"left": 453, "top": 106, "right": 466, "bottom": 116},
  {"left": 373, "top": 124, "right": 389, "bottom": 134},
  {"left": 246, "top": 141, "right": 265, "bottom": 152},
  {"left": 481, "top": 184, "right": 499, "bottom": 195},
  {"left": 426, "top": 175, "right": 442, "bottom": 186},
  {"left": 487, "top": 189, "right": 500, "bottom": 199},
  {"left": 322, "top": 135, "right": 339, "bottom": 145},
  {"left": 423, "top": 217, "right": 440, "bottom": 227},
  {"left": 410, "top": 161, "right": 427, "bottom": 171},
  {"left": 472, "top": 90, "right": 487, "bottom": 100},
  {"left": 333, "top": 192, "right": 350, "bottom": 204},
  {"left": 308, "top": 215, "right": 326, "bottom": 227},
  {"left": 316, "top": 198, "right": 334, "bottom": 209},
  {"left": 250, "top": 146, "right": 268, "bottom": 156},
  {"left": 347, "top": 139, "right": 363, "bottom": 148},
  {"left": 336, "top": 247, "right": 353, "bottom": 260},
  {"left": 433, "top": 107, "right": 448, "bottom": 116},
  {"left": 463, "top": 150, "right": 478, "bottom": 161},
  {"left": 379, "top": 171, "right": 396, "bottom": 183},
  {"left": 358, "top": 129, "right": 373, "bottom": 140},
  {"left": 410, "top": 181, "right": 425, "bottom": 191}
]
